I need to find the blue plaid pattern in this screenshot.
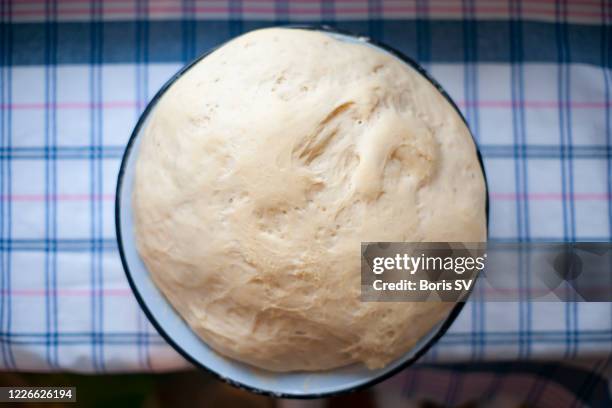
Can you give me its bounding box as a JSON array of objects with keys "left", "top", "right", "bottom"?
[{"left": 0, "top": 0, "right": 611, "bottom": 403}]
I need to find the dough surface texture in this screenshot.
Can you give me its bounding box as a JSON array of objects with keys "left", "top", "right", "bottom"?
[{"left": 133, "top": 28, "right": 487, "bottom": 372}]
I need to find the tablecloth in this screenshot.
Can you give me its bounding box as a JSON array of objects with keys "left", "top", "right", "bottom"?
[{"left": 1, "top": 0, "right": 611, "bottom": 399}]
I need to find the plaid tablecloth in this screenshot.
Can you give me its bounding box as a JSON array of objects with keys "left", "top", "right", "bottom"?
[{"left": 1, "top": 0, "right": 611, "bottom": 403}]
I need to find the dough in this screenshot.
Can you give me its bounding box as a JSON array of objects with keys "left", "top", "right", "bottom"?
[{"left": 132, "top": 27, "right": 487, "bottom": 372}]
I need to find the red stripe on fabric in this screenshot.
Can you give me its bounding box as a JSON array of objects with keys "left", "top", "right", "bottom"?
[
  {"left": 0, "top": 101, "right": 139, "bottom": 110},
  {"left": 3, "top": 100, "right": 610, "bottom": 110},
  {"left": 491, "top": 192, "right": 612, "bottom": 201},
  {"left": 2, "top": 288, "right": 132, "bottom": 296},
  {"left": 458, "top": 100, "right": 612, "bottom": 109},
  {"left": 3, "top": 5, "right": 605, "bottom": 18},
  {"left": 10, "top": 0, "right": 607, "bottom": 6},
  {"left": 2, "top": 193, "right": 610, "bottom": 205},
  {"left": 1, "top": 194, "right": 115, "bottom": 202}
]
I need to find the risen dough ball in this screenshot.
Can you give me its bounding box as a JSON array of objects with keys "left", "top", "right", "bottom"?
[{"left": 133, "top": 28, "right": 487, "bottom": 372}]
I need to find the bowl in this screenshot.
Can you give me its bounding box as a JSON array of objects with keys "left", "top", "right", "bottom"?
[{"left": 115, "top": 26, "right": 487, "bottom": 398}]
